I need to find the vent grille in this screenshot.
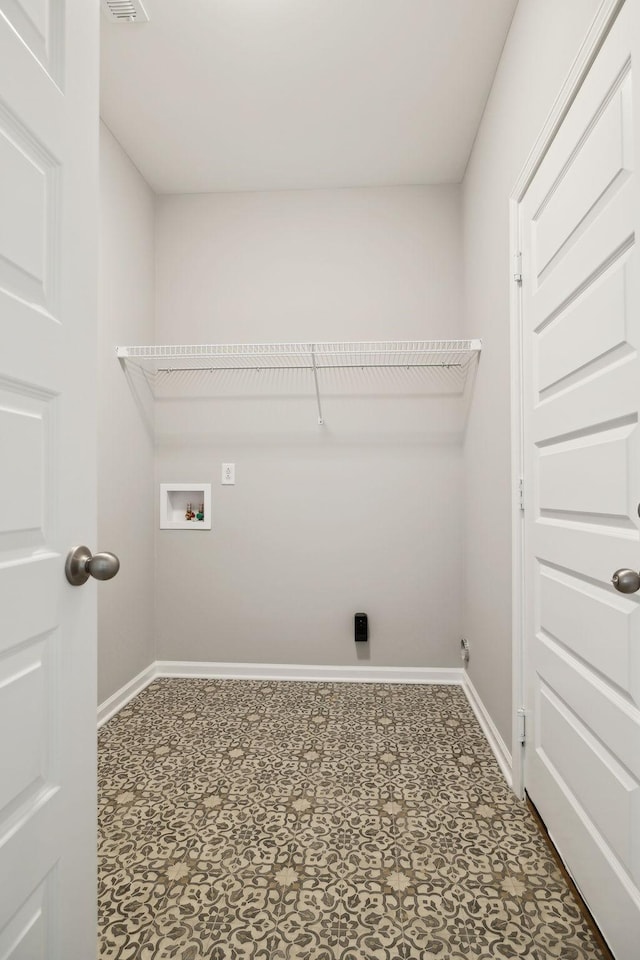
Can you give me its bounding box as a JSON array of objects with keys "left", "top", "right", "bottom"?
[{"left": 101, "top": 0, "right": 149, "bottom": 22}]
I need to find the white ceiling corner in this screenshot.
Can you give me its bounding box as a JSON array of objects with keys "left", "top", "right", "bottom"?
[{"left": 100, "top": 0, "right": 518, "bottom": 195}]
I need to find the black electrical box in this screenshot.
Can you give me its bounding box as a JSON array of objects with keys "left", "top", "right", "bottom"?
[{"left": 354, "top": 612, "right": 368, "bottom": 642}]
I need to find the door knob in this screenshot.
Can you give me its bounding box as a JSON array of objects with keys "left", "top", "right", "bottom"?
[
  {"left": 65, "top": 545, "right": 120, "bottom": 586},
  {"left": 611, "top": 568, "right": 640, "bottom": 594}
]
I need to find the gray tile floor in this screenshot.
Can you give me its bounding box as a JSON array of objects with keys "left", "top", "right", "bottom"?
[{"left": 98, "top": 679, "right": 606, "bottom": 959}]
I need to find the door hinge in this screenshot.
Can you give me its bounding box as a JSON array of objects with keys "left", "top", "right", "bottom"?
[
  {"left": 517, "top": 708, "right": 526, "bottom": 745},
  {"left": 518, "top": 477, "right": 524, "bottom": 511},
  {"left": 513, "top": 252, "right": 523, "bottom": 285}
]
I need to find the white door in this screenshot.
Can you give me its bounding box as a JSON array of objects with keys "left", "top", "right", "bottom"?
[
  {"left": 521, "top": 2, "right": 640, "bottom": 957},
  {"left": 0, "top": 0, "right": 99, "bottom": 957}
]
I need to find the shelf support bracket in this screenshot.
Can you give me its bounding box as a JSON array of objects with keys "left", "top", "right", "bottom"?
[{"left": 311, "top": 344, "right": 324, "bottom": 425}]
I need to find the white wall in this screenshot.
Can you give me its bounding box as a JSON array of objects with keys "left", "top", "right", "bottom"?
[
  {"left": 154, "top": 186, "right": 466, "bottom": 667},
  {"left": 98, "top": 123, "right": 156, "bottom": 703},
  {"left": 461, "top": 0, "right": 601, "bottom": 742},
  {"left": 98, "top": 0, "right": 602, "bottom": 697}
]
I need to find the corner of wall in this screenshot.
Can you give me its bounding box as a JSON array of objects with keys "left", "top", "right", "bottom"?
[
  {"left": 459, "top": 0, "right": 603, "bottom": 748},
  {"left": 98, "top": 123, "right": 158, "bottom": 704}
]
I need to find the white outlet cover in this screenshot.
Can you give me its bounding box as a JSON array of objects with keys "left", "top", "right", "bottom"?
[{"left": 222, "top": 463, "right": 235, "bottom": 485}]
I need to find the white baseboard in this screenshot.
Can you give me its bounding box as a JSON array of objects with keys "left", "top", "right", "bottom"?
[
  {"left": 97, "top": 662, "right": 158, "bottom": 728},
  {"left": 155, "top": 660, "right": 464, "bottom": 685},
  {"left": 97, "top": 663, "right": 511, "bottom": 789},
  {"left": 463, "top": 673, "right": 513, "bottom": 787},
  {"left": 97, "top": 661, "right": 462, "bottom": 727}
]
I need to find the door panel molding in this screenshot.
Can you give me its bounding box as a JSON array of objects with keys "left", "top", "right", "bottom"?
[
  {"left": 0, "top": 0, "right": 99, "bottom": 955},
  {"left": 512, "top": 1, "right": 640, "bottom": 953},
  {"left": 510, "top": 0, "right": 627, "bottom": 801}
]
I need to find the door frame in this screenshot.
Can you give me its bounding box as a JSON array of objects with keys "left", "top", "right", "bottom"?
[{"left": 508, "top": 0, "right": 625, "bottom": 799}]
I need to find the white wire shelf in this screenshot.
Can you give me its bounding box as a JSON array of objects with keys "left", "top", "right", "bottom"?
[
  {"left": 116, "top": 340, "right": 482, "bottom": 424},
  {"left": 116, "top": 340, "right": 481, "bottom": 371}
]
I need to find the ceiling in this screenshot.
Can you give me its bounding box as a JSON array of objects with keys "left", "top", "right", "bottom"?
[{"left": 100, "top": 0, "right": 518, "bottom": 195}]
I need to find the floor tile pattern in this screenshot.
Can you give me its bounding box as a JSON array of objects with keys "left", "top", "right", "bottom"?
[{"left": 98, "top": 680, "right": 606, "bottom": 959}]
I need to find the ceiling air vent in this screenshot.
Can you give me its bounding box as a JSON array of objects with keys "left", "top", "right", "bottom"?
[{"left": 101, "top": 0, "right": 149, "bottom": 23}]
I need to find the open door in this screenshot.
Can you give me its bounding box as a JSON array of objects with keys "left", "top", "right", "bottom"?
[
  {"left": 0, "top": 0, "right": 101, "bottom": 955},
  {"left": 520, "top": 2, "right": 640, "bottom": 957}
]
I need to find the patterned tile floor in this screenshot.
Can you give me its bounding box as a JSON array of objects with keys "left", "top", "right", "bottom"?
[{"left": 98, "top": 679, "right": 606, "bottom": 959}]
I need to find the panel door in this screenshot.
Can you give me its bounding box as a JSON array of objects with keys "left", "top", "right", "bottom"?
[
  {"left": 521, "top": 3, "right": 640, "bottom": 957},
  {"left": 0, "top": 0, "right": 99, "bottom": 957}
]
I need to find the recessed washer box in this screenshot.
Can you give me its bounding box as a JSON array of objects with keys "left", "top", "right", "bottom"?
[{"left": 160, "top": 483, "right": 211, "bottom": 530}]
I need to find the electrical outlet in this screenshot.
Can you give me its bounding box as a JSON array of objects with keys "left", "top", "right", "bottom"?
[{"left": 221, "top": 463, "right": 235, "bottom": 485}]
